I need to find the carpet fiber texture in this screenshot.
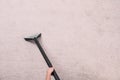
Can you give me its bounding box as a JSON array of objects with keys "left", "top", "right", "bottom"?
[{"left": 0, "top": 0, "right": 120, "bottom": 80}]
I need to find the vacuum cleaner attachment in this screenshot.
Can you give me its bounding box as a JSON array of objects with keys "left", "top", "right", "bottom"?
[{"left": 24, "top": 33, "right": 60, "bottom": 80}]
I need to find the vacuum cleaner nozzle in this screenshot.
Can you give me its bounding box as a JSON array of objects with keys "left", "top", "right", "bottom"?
[{"left": 24, "top": 33, "right": 41, "bottom": 41}]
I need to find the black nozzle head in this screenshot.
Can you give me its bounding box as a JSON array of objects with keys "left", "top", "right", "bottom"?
[{"left": 24, "top": 33, "right": 41, "bottom": 41}]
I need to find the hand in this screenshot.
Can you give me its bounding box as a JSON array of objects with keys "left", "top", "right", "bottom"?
[{"left": 47, "top": 67, "right": 54, "bottom": 75}]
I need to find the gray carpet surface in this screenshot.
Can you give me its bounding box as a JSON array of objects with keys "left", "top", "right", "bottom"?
[{"left": 0, "top": 0, "right": 120, "bottom": 80}]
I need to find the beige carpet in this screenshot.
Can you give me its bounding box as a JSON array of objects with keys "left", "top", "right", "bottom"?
[{"left": 0, "top": 0, "right": 120, "bottom": 80}]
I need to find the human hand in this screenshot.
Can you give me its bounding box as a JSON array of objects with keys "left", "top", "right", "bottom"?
[{"left": 47, "top": 67, "right": 54, "bottom": 75}]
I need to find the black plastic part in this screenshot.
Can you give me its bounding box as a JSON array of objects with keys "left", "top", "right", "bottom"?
[
  {"left": 24, "top": 33, "right": 60, "bottom": 80},
  {"left": 24, "top": 33, "right": 41, "bottom": 41}
]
